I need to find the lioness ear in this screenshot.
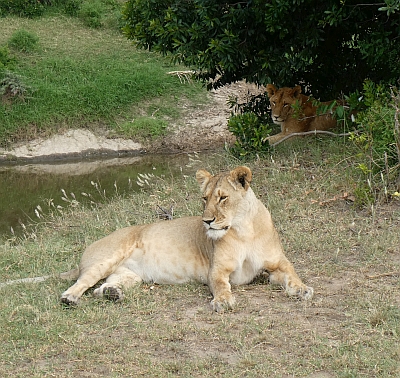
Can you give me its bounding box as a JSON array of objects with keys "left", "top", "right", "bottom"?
[
  {"left": 292, "top": 85, "right": 302, "bottom": 98},
  {"left": 229, "top": 166, "right": 252, "bottom": 190},
  {"left": 196, "top": 169, "right": 212, "bottom": 192},
  {"left": 266, "top": 84, "right": 278, "bottom": 98}
]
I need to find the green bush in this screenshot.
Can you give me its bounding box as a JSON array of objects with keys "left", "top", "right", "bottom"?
[
  {"left": 77, "top": 0, "right": 123, "bottom": 29},
  {"left": 226, "top": 92, "right": 275, "bottom": 158},
  {"left": 228, "top": 92, "right": 272, "bottom": 127},
  {"left": 0, "top": 46, "right": 16, "bottom": 72},
  {"left": 0, "top": 71, "right": 31, "bottom": 99},
  {"left": 227, "top": 112, "right": 272, "bottom": 159},
  {"left": 78, "top": 0, "right": 105, "bottom": 28},
  {"left": 64, "top": 0, "right": 82, "bottom": 17},
  {"left": 0, "top": 0, "right": 45, "bottom": 17},
  {"left": 8, "top": 29, "right": 39, "bottom": 53},
  {"left": 349, "top": 81, "right": 400, "bottom": 204}
]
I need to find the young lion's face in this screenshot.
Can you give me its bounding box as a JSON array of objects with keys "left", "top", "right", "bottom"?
[
  {"left": 196, "top": 167, "right": 252, "bottom": 240},
  {"left": 266, "top": 84, "right": 302, "bottom": 125}
]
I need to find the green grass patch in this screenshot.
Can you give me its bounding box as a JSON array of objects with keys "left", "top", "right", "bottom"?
[
  {"left": 0, "top": 14, "right": 207, "bottom": 146},
  {"left": 117, "top": 116, "right": 168, "bottom": 140},
  {"left": 8, "top": 28, "right": 39, "bottom": 52}
]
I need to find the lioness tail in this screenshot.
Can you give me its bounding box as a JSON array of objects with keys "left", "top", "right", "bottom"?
[{"left": 0, "top": 268, "right": 80, "bottom": 289}]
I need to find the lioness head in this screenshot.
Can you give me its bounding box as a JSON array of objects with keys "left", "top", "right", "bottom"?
[
  {"left": 196, "top": 166, "right": 252, "bottom": 240},
  {"left": 266, "top": 84, "right": 302, "bottom": 125}
]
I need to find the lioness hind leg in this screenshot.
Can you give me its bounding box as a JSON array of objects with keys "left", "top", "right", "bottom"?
[
  {"left": 93, "top": 266, "right": 142, "bottom": 302},
  {"left": 61, "top": 271, "right": 101, "bottom": 306},
  {"left": 266, "top": 259, "right": 314, "bottom": 300},
  {"left": 61, "top": 261, "right": 130, "bottom": 306}
]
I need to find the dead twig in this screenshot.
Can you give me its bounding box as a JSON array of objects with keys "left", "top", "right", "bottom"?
[
  {"left": 366, "top": 272, "right": 400, "bottom": 279},
  {"left": 156, "top": 205, "right": 174, "bottom": 220},
  {"left": 167, "top": 70, "right": 195, "bottom": 84},
  {"left": 267, "top": 130, "right": 357, "bottom": 147}
]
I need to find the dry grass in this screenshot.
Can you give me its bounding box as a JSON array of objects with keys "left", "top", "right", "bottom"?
[{"left": 0, "top": 140, "right": 399, "bottom": 377}]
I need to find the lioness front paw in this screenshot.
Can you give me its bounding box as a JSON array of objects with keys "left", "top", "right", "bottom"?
[
  {"left": 299, "top": 286, "right": 314, "bottom": 300},
  {"left": 61, "top": 294, "right": 79, "bottom": 306},
  {"left": 264, "top": 134, "right": 281, "bottom": 145},
  {"left": 210, "top": 294, "right": 235, "bottom": 313},
  {"left": 93, "top": 284, "right": 124, "bottom": 302}
]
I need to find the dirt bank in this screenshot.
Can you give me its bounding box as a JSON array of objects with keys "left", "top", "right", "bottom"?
[{"left": 0, "top": 82, "right": 264, "bottom": 162}]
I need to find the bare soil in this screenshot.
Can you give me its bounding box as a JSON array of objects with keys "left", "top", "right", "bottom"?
[{"left": 149, "top": 82, "right": 264, "bottom": 153}]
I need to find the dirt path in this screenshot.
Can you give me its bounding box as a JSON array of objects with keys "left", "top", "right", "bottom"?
[{"left": 150, "top": 82, "right": 264, "bottom": 153}]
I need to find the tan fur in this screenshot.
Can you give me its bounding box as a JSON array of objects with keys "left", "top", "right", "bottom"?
[
  {"left": 61, "top": 166, "right": 313, "bottom": 312},
  {"left": 266, "top": 84, "right": 337, "bottom": 144}
]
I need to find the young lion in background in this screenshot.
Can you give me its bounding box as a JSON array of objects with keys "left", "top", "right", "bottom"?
[
  {"left": 59, "top": 166, "right": 313, "bottom": 312},
  {"left": 266, "top": 84, "right": 337, "bottom": 145}
]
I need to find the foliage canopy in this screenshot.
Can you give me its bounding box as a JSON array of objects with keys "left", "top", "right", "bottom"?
[{"left": 123, "top": 0, "right": 400, "bottom": 98}]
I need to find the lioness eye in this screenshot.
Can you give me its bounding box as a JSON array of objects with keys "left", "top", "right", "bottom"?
[
  {"left": 271, "top": 101, "right": 275, "bottom": 106},
  {"left": 283, "top": 103, "right": 289, "bottom": 107},
  {"left": 219, "top": 196, "right": 228, "bottom": 203},
  {"left": 202, "top": 196, "right": 207, "bottom": 203}
]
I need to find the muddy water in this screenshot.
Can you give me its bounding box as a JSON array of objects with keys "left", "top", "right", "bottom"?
[{"left": 0, "top": 153, "right": 199, "bottom": 236}]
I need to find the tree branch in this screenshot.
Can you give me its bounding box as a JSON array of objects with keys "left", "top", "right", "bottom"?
[
  {"left": 269, "top": 130, "right": 356, "bottom": 147},
  {"left": 366, "top": 271, "right": 400, "bottom": 279}
]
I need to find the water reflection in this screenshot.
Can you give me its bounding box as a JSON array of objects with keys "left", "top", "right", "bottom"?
[{"left": 0, "top": 154, "right": 194, "bottom": 236}]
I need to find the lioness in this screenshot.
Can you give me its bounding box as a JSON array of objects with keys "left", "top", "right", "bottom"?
[
  {"left": 266, "top": 84, "right": 337, "bottom": 145},
  {"left": 59, "top": 166, "right": 313, "bottom": 311}
]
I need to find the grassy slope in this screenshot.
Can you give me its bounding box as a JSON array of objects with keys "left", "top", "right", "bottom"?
[
  {"left": 0, "top": 15, "right": 207, "bottom": 145},
  {"left": 0, "top": 140, "right": 399, "bottom": 377}
]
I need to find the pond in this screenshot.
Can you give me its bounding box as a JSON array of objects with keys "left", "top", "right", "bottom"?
[{"left": 0, "top": 153, "right": 202, "bottom": 237}]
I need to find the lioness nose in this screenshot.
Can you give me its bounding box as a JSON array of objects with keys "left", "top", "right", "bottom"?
[{"left": 203, "top": 218, "right": 215, "bottom": 225}]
